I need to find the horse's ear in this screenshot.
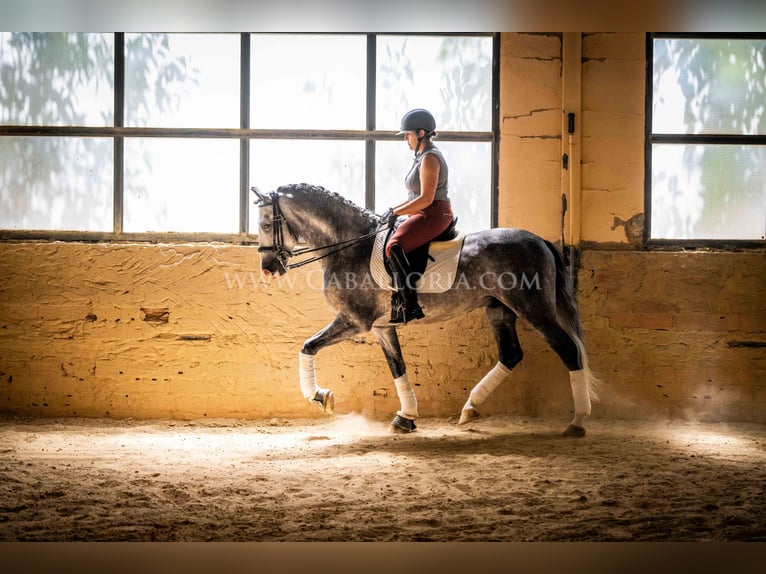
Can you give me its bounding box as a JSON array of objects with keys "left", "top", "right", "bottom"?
[{"left": 251, "top": 186, "right": 269, "bottom": 205}]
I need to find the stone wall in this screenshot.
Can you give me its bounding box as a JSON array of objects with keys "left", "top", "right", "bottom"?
[
  {"left": 0, "top": 242, "right": 502, "bottom": 420},
  {"left": 1, "top": 33, "right": 763, "bottom": 423},
  {"left": 580, "top": 251, "right": 766, "bottom": 423}
]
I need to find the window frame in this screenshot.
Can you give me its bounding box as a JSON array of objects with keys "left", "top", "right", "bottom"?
[
  {"left": 0, "top": 32, "right": 499, "bottom": 243},
  {"left": 645, "top": 32, "right": 766, "bottom": 250}
]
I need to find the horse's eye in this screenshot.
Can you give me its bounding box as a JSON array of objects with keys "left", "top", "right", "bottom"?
[{"left": 261, "top": 222, "right": 272, "bottom": 232}]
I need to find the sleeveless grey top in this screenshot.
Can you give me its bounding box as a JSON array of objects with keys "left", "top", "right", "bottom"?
[{"left": 404, "top": 144, "right": 450, "bottom": 203}]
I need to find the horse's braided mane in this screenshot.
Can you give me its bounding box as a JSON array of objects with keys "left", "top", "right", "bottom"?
[{"left": 276, "top": 183, "right": 376, "bottom": 222}]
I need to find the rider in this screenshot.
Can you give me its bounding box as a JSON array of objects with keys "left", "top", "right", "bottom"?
[{"left": 383, "top": 108, "right": 454, "bottom": 324}]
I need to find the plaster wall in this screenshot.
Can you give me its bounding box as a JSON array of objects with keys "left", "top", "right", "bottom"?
[{"left": 1, "top": 33, "right": 764, "bottom": 423}]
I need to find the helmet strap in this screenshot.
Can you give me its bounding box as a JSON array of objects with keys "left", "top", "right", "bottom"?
[{"left": 413, "top": 129, "right": 434, "bottom": 158}]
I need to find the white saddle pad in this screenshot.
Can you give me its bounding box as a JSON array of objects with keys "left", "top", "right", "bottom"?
[{"left": 370, "top": 230, "right": 465, "bottom": 294}]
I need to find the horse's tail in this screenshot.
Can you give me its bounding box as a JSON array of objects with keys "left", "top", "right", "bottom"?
[{"left": 543, "top": 240, "right": 599, "bottom": 402}]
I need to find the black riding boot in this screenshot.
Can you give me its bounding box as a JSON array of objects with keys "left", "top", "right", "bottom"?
[{"left": 388, "top": 244, "right": 425, "bottom": 324}]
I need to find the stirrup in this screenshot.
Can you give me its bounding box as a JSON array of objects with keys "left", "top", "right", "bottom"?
[
  {"left": 389, "top": 292, "right": 424, "bottom": 324},
  {"left": 389, "top": 309, "right": 404, "bottom": 324},
  {"left": 389, "top": 293, "right": 404, "bottom": 323},
  {"left": 390, "top": 303, "right": 424, "bottom": 324},
  {"left": 389, "top": 307, "right": 424, "bottom": 324}
]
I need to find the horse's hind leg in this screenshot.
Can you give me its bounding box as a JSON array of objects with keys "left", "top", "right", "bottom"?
[
  {"left": 459, "top": 302, "right": 523, "bottom": 425},
  {"left": 372, "top": 326, "right": 417, "bottom": 433},
  {"left": 524, "top": 312, "right": 592, "bottom": 437}
]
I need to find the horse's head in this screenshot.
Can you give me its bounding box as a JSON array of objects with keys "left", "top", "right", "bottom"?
[{"left": 252, "top": 187, "right": 299, "bottom": 277}]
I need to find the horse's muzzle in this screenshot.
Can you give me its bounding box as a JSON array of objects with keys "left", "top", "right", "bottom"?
[
  {"left": 261, "top": 266, "right": 283, "bottom": 278},
  {"left": 260, "top": 255, "right": 286, "bottom": 277}
]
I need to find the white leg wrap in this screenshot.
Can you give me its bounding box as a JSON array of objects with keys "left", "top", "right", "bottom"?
[
  {"left": 394, "top": 374, "right": 418, "bottom": 419},
  {"left": 464, "top": 362, "right": 512, "bottom": 410},
  {"left": 570, "top": 369, "right": 591, "bottom": 425},
  {"left": 299, "top": 352, "right": 319, "bottom": 400}
]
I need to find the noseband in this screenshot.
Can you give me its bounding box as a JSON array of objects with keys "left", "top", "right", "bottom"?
[{"left": 254, "top": 189, "right": 392, "bottom": 272}]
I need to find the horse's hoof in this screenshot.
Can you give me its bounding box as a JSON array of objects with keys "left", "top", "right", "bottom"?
[
  {"left": 390, "top": 414, "right": 417, "bottom": 433},
  {"left": 312, "top": 388, "right": 335, "bottom": 414},
  {"left": 458, "top": 408, "right": 480, "bottom": 425},
  {"left": 563, "top": 424, "right": 586, "bottom": 437}
]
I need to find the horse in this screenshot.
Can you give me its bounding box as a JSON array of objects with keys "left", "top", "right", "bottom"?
[{"left": 252, "top": 183, "right": 598, "bottom": 436}]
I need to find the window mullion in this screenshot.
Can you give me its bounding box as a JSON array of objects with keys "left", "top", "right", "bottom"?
[
  {"left": 651, "top": 134, "right": 766, "bottom": 145},
  {"left": 113, "top": 32, "right": 125, "bottom": 236},
  {"left": 644, "top": 32, "right": 655, "bottom": 245},
  {"left": 491, "top": 33, "right": 500, "bottom": 229},
  {"left": 365, "top": 34, "right": 376, "bottom": 211},
  {"left": 240, "top": 33, "right": 250, "bottom": 235}
]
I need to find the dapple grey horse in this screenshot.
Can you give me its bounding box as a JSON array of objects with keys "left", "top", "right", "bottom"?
[{"left": 253, "top": 183, "right": 598, "bottom": 436}]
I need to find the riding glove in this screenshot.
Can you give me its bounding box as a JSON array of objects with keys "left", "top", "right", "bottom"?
[{"left": 380, "top": 208, "right": 398, "bottom": 227}]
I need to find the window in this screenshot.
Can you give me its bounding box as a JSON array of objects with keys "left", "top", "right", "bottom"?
[
  {"left": 375, "top": 35, "right": 494, "bottom": 232},
  {"left": 0, "top": 33, "right": 114, "bottom": 232},
  {"left": 647, "top": 34, "right": 766, "bottom": 242},
  {"left": 0, "top": 33, "right": 497, "bottom": 240},
  {"left": 123, "top": 34, "right": 241, "bottom": 233}
]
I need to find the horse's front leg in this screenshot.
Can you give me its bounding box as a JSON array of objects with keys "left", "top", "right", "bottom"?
[
  {"left": 372, "top": 326, "right": 417, "bottom": 434},
  {"left": 300, "top": 315, "right": 363, "bottom": 414}
]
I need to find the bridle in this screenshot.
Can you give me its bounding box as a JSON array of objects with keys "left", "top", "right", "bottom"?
[
  {"left": 256, "top": 191, "right": 298, "bottom": 272},
  {"left": 255, "top": 190, "right": 391, "bottom": 273}
]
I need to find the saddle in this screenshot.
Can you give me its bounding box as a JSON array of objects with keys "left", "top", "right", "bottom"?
[{"left": 370, "top": 217, "right": 465, "bottom": 294}]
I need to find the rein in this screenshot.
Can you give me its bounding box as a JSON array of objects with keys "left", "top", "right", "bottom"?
[{"left": 257, "top": 191, "right": 390, "bottom": 271}]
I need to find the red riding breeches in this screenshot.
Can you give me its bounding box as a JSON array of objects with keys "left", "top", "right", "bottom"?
[{"left": 386, "top": 200, "right": 454, "bottom": 257}]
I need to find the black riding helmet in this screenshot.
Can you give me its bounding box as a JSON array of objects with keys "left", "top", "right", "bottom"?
[
  {"left": 397, "top": 108, "right": 437, "bottom": 137},
  {"left": 398, "top": 109, "right": 437, "bottom": 157}
]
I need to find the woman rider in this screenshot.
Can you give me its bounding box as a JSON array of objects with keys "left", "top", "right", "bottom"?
[{"left": 383, "top": 109, "right": 454, "bottom": 324}]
